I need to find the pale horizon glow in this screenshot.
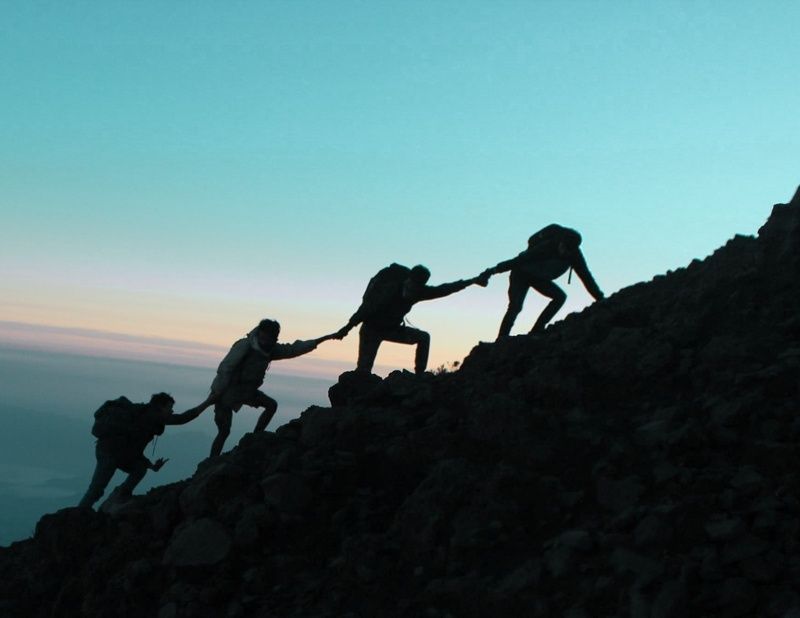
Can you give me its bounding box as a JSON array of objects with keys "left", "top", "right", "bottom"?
[
  {"left": 0, "top": 320, "right": 359, "bottom": 379},
  {"left": 2, "top": 2, "right": 798, "bottom": 377}
]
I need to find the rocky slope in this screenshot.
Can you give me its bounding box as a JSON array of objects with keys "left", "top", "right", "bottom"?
[{"left": 1, "top": 188, "right": 799, "bottom": 618}]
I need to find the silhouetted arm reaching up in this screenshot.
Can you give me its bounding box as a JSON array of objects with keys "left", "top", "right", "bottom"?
[
  {"left": 166, "top": 404, "right": 212, "bottom": 425},
  {"left": 314, "top": 331, "right": 346, "bottom": 343},
  {"left": 484, "top": 251, "right": 528, "bottom": 277},
  {"left": 412, "top": 275, "right": 485, "bottom": 302},
  {"left": 271, "top": 334, "right": 338, "bottom": 361}
]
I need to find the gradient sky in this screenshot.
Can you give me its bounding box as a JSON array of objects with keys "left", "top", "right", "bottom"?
[{"left": 2, "top": 1, "right": 798, "bottom": 377}]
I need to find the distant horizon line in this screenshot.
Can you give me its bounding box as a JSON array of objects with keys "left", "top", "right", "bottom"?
[
  {"left": 0, "top": 320, "right": 363, "bottom": 381},
  {"left": 0, "top": 319, "right": 228, "bottom": 352}
]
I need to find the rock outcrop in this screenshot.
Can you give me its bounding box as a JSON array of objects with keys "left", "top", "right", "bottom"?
[{"left": 1, "top": 188, "right": 799, "bottom": 617}]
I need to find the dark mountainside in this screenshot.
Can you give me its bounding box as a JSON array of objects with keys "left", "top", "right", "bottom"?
[{"left": 2, "top": 189, "right": 799, "bottom": 618}]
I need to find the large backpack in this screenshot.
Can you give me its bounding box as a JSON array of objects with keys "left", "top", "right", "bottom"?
[
  {"left": 91, "top": 396, "right": 143, "bottom": 439},
  {"left": 528, "top": 224, "right": 582, "bottom": 259},
  {"left": 360, "top": 263, "right": 411, "bottom": 313}
]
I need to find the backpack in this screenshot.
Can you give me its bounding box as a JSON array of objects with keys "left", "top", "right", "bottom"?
[
  {"left": 91, "top": 396, "right": 143, "bottom": 439},
  {"left": 528, "top": 224, "right": 582, "bottom": 259},
  {"left": 360, "top": 263, "right": 411, "bottom": 312},
  {"left": 522, "top": 224, "right": 583, "bottom": 283}
]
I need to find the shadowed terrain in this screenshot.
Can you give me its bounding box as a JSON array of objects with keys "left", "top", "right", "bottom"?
[{"left": 1, "top": 187, "right": 798, "bottom": 617}]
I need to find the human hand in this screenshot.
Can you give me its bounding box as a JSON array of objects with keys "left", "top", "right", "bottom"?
[
  {"left": 152, "top": 458, "right": 169, "bottom": 472},
  {"left": 475, "top": 271, "right": 491, "bottom": 287},
  {"left": 334, "top": 325, "right": 352, "bottom": 340}
]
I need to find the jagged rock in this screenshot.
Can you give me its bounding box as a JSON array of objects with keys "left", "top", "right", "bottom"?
[
  {"left": 299, "top": 405, "right": 338, "bottom": 446},
  {"left": 595, "top": 475, "right": 644, "bottom": 512},
  {"left": 705, "top": 516, "right": 746, "bottom": 541},
  {"left": 179, "top": 461, "right": 249, "bottom": 518},
  {"left": 720, "top": 533, "right": 769, "bottom": 565},
  {"left": 633, "top": 514, "right": 673, "bottom": 548},
  {"left": 556, "top": 529, "right": 594, "bottom": 552},
  {"left": 158, "top": 603, "right": 177, "bottom": 618},
  {"left": 718, "top": 577, "right": 758, "bottom": 616},
  {"left": 543, "top": 544, "right": 575, "bottom": 577},
  {"left": 651, "top": 579, "right": 688, "bottom": 618},
  {"left": 163, "top": 518, "right": 232, "bottom": 566},
  {"left": 328, "top": 370, "right": 383, "bottom": 406},
  {"left": 609, "top": 548, "right": 664, "bottom": 587},
  {"left": 699, "top": 546, "right": 724, "bottom": 581},
  {"left": 491, "top": 560, "right": 541, "bottom": 596},
  {"left": 260, "top": 473, "right": 313, "bottom": 517},
  {"left": 740, "top": 551, "right": 782, "bottom": 583},
  {"left": 233, "top": 504, "right": 273, "bottom": 547},
  {"left": 758, "top": 187, "right": 800, "bottom": 263}
]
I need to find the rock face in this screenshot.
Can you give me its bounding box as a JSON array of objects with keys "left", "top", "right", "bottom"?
[{"left": 1, "top": 189, "right": 799, "bottom": 617}]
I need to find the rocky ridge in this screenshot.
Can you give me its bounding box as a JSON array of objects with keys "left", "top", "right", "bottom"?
[{"left": 1, "top": 188, "right": 799, "bottom": 617}]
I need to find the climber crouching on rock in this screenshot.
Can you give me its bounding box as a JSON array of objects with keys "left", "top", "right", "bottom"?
[{"left": 483, "top": 224, "right": 604, "bottom": 338}]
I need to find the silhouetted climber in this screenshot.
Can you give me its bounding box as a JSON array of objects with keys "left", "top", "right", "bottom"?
[
  {"left": 484, "top": 224, "right": 604, "bottom": 338},
  {"left": 79, "top": 393, "right": 198, "bottom": 510},
  {"left": 337, "top": 264, "right": 488, "bottom": 374},
  {"left": 197, "top": 319, "right": 340, "bottom": 457}
]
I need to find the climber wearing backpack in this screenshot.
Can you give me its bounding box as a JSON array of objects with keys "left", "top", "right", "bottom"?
[
  {"left": 78, "top": 392, "right": 199, "bottom": 510},
  {"left": 337, "top": 264, "right": 488, "bottom": 374},
  {"left": 195, "top": 319, "right": 342, "bottom": 457},
  {"left": 483, "top": 224, "right": 604, "bottom": 338}
]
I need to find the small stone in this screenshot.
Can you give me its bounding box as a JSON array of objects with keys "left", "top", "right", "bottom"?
[
  {"left": 610, "top": 548, "right": 663, "bottom": 587},
  {"left": 261, "top": 473, "right": 313, "bottom": 516},
  {"left": 163, "top": 518, "right": 232, "bottom": 567},
  {"left": 704, "top": 517, "right": 745, "bottom": 541},
  {"left": 740, "top": 552, "right": 781, "bottom": 583},
  {"left": 629, "top": 589, "right": 650, "bottom": 618},
  {"left": 544, "top": 546, "right": 574, "bottom": 578},
  {"left": 634, "top": 515, "right": 673, "bottom": 548},
  {"left": 158, "top": 604, "right": 178, "bottom": 618},
  {"left": 699, "top": 547, "right": 724, "bottom": 581},
  {"left": 718, "top": 578, "right": 757, "bottom": 616},
  {"left": 753, "top": 509, "right": 778, "bottom": 532},
  {"left": 721, "top": 533, "right": 768, "bottom": 565},
  {"left": 559, "top": 529, "right": 594, "bottom": 552},
  {"left": 651, "top": 579, "right": 688, "bottom": 618},
  {"left": 596, "top": 476, "right": 644, "bottom": 512},
  {"left": 730, "top": 467, "right": 764, "bottom": 491},
  {"left": 653, "top": 462, "right": 680, "bottom": 484}
]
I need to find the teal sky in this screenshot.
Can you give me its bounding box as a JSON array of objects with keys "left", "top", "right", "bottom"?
[{"left": 2, "top": 1, "right": 798, "bottom": 376}]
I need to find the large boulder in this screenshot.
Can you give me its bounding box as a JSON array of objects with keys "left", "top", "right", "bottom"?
[{"left": 328, "top": 370, "right": 383, "bottom": 406}]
